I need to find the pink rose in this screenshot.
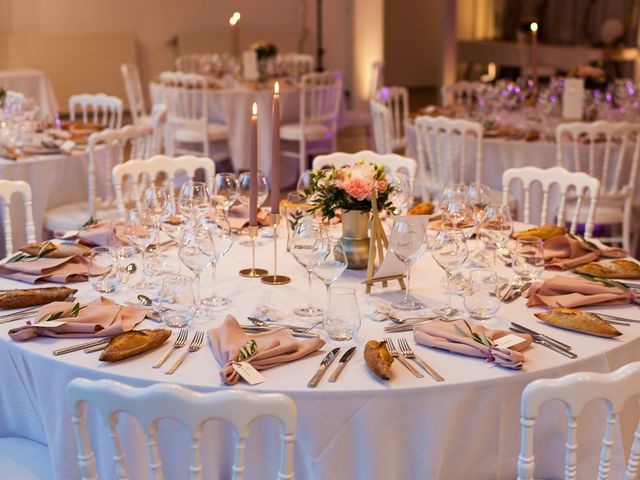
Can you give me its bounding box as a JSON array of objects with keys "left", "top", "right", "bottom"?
[
  {"left": 344, "top": 178, "right": 373, "bottom": 201},
  {"left": 376, "top": 180, "right": 388, "bottom": 192}
]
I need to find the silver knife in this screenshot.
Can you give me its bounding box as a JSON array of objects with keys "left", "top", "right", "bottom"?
[
  {"left": 328, "top": 346, "right": 356, "bottom": 382},
  {"left": 510, "top": 322, "right": 572, "bottom": 351},
  {"left": 307, "top": 348, "right": 340, "bottom": 388},
  {"left": 509, "top": 327, "right": 578, "bottom": 359}
]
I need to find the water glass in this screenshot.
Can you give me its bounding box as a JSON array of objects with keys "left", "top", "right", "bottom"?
[
  {"left": 202, "top": 217, "right": 234, "bottom": 308},
  {"left": 178, "top": 181, "right": 210, "bottom": 222},
  {"left": 389, "top": 216, "right": 428, "bottom": 310},
  {"left": 89, "top": 247, "right": 121, "bottom": 293},
  {"left": 158, "top": 275, "right": 195, "bottom": 328},
  {"left": 311, "top": 238, "right": 348, "bottom": 308},
  {"left": 324, "top": 287, "right": 361, "bottom": 341},
  {"left": 480, "top": 204, "right": 513, "bottom": 265},
  {"left": 124, "top": 208, "right": 159, "bottom": 289},
  {"left": 291, "top": 218, "right": 325, "bottom": 317},
  {"left": 213, "top": 172, "right": 239, "bottom": 217},
  {"left": 178, "top": 227, "right": 216, "bottom": 318},
  {"left": 463, "top": 269, "right": 501, "bottom": 320},
  {"left": 513, "top": 236, "right": 545, "bottom": 282},
  {"left": 431, "top": 228, "right": 469, "bottom": 314}
]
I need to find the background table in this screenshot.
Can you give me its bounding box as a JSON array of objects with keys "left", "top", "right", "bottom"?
[
  {"left": 1, "top": 229, "right": 639, "bottom": 479},
  {"left": 0, "top": 69, "right": 60, "bottom": 119}
]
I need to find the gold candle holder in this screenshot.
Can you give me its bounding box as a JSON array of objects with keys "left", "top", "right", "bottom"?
[
  {"left": 239, "top": 225, "right": 269, "bottom": 278},
  {"left": 261, "top": 213, "right": 291, "bottom": 285}
]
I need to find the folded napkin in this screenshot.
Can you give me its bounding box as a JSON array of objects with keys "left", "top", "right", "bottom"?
[
  {"left": 207, "top": 206, "right": 271, "bottom": 231},
  {"left": 21, "top": 145, "right": 61, "bottom": 156},
  {"left": 0, "top": 256, "right": 89, "bottom": 284},
  {"left": 55, "top": 220, "right": 129, "bottom": 247},
  {"left": 208, "top": 315, "right": 325, "bottom": 385},
  {"left": 8, "top": 297, "right": 149, "bottom": 340},
  {"left": 544, "top": 235, "right": 626, "bottom": 270},
  {"left": 413, "top": 320, "right": 532, "bottom": 369},
  {"left": 525, "top": 274, "right": 637, "bottom": 308}
]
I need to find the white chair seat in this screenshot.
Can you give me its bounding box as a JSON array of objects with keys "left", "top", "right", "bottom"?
[
  {"left": 44, "top": 203, "right": 120, "bottom": 232},
  {"left": 174, "top": 123, "right": 228, "bottom": 143},
  {"left": 280, "top": 122, "right": 332, "bottom": 142},
  {"left": 0, "top": 437, "right": 53, "bottom": 480}
]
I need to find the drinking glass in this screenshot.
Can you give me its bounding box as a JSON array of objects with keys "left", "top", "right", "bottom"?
[
  {"left": 467, "top": 183, "right": 492, "bottom": 252},
  {"left": 213, "top": 172, "right": 239, "bottom": 217},
  {"left": 161, "top": 210, "right": 188, "bottom": 246},
  {"left": 323, "top": 287, "right": 361, "bottom": 341},
  {"left": 178, "top": 227, "right": 216, "bottom": 318},
  {"left": 158, "top": 274, "right": 195, "bottom": 328},
  {"left": 296, "top": 169, "right": 314, "bottom": 195},
  {"left": 89, "top": 247, "right": 121, "bottom": 293},
  {"left": 442, "top": 201, "right": 475, "bottom": 239},
  {"left": 124, "top": 208, "right": 159, "bottom": 289},
  {"left": 237, "top": 171, "right": 268, "bottom": 246},
  {"left": 389, "top": 216, "right": 428, "bottom": 310},
  {"left": 479, "top": 204, "right": 514, "bottom": 265},
  {"left": 178, "top": 181, "right": 210, "bottom": 223},
  {"left": 202, "top": 217, "right": 234, "bottom": 307},
  {"left": 310, "top": 238, "right": 348, "bottom": 309},
  {"left": 463, "top": 269, "right": 501, "bottom": 320},
  {"left": 291, "top": 219, "right": 325, "bottom": 316},
  {"left": 512, "top": 236, "right": 545, "bottom": 283},
  {"left": 438, "top": 184, "right": 468, "bottom": 212},
  {"left": 284, "top": 191, "right": 314, "bottom": 251},
  {"left": 431, "top": 228, "right": 469, "bottom": 314},
  {"left": 142, "top": 185, "right": 173, "bottom": 270},
  {"left": 389, "top": 172, "right": 412, "bottom": 215}
]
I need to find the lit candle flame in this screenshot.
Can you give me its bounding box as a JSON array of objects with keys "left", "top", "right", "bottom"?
[
  {"left": 274, "top": 81, "right": 279, "bottom": 95},
  {"left": 530, "top": 22, "right": 538, "bottom": 33},
  {"left": 252, "top": 102, "right": 257, "bottom": 116},
  {"left": 229, "top": 12, "right": 241, "bottom": 26}
]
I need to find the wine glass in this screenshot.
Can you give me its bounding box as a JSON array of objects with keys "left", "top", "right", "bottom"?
[
  {"left": 442, "top": 201, "right": 475, "bottom": 238},
  {"left": 201, "top": 217, "right": 234, "bottom": 308},
  {"left": 178, "top": 227, "right": 216, "bottom": 319},
  {"left": 389, "top": 216, "right": 428, "bottom": 310},
  {"left": 237, "top": 171, "right": 268, "bottom": 246},
  {"left": 438, "top": 184, "right": 468, "bottom": 212},
  {"left": 178, "top": 181, "right": 210, "bottom": 223},
  {"left": 512, "top": 236, "right": 545, "bottom": 284},
  {"left": 124, "top": 208, "right": 159, "bottom": 289},
  {"left": 142, "top": 185, "right": 173, "bottom": 268},
  {"left": 310, "top": 238, "right": 348, "bottom": 309},
  {"left": 291, "top": 219, "right": 325, "bottom": 317},
  {"left": 466, "top": 183, "right": 492, "bottom": 252},
  {"left": 431, "top": 228, "right": 468, "bottom": 314},
  {"left": 297, "top": 169, "right": 314, "bottom": 195},
  {"left": 213, "top": 172, "right": 238, "bottom": 218},
  {"left": 389, "top": 172, "right": 412, "bottom": 215},
  {"left": 480, "top": 204, "right": 514, "bottom": 266}
]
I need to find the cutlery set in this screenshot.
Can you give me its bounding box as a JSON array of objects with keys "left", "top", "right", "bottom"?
[
  {"left": 509, "top": 322, "right": 577, "bottom": 359},
  {"left": 308, "top": 346, "right": 355, "bottom": 387},
  {"left": 0, "top": 306, "right": 39, "bottom": 324},
  {"left": 383, "top": 310, "right": 458, "bottom": 332}
]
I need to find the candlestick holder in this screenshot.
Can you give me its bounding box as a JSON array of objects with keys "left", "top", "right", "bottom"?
[
  {"left": 261, "top": 213, "right": 291, "bottom": 285},
  {"left": 239, "top": 225, "right": 269, "bottom": 278}
]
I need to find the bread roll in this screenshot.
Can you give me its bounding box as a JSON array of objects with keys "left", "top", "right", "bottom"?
[
  {"left": 574, "top": 260, "right": 640, "bottom": 280},
  {"left": 512, "top": 225, "right": 566, "bottom": 241},
  {"left": 364, "top": 340, "right": 394, "bottom": 380},
  {"left": 99, "top": 329, "right": 171, "bottom": 362},
  {"left": 20, "top": 242, "right": 91, "bottom": 258},
  {"left": 0, "top": 287, "right": 77, "bottom": 309},
  {"left": 535, "top": 308, "right": 622, "bottom": 338}
]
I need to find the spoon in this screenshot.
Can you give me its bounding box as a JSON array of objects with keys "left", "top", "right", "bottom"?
[
  {"left": 123, "top": 263, "right": 137, "bottom": 284},
  {"left": 388, "top": 309, "right": 458, "bottom": 324},
  {"left": 248, "top": 317, "right": 322, "bottom": 333},
  {"left": 137, "top": 294, "right": 153, "bottom": 306}
]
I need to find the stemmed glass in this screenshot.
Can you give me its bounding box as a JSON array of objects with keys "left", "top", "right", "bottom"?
[
  {"left": 124, "top": 208, "right": 159, "bottom": 289},
  {"left": 213, "top": 173, "right": 239, "bottom": 218},
  {"left": 297, "top": 169, "right": 314, "bottom": 195},
  {"left": 142, "top": 185, "right": 173, "bottom": 270},
  {"left": 178, "top": 181, "right": 210, "bottom": 224},
  {"left": 389, "top": 172, "right": 412, "bottom": 215},
  {"left": 237, "top": 171, "right": 268, "bottom": 246},
  {"left": 178, "top": 227, "right": 216, "bottom": 319},
  {"left": 431, "top": 228, "right": 469, "bottom": 314},
  {"left": 389, "top": 217, "right": 428, "bottom": 310},
  {"left": 438, "top": 184, "right": 468, "bottom": 212},
  {"left": 442, "top": 201, "right": 475, "bottom": 239},
  {"left": 291, "top": 219, "right": 325, "bottom": 317},
  {"left": 466, "top": 183, "right": 492, "bottom": 253},
  {"left": 310, "top": 238, "right": 348, "bottom": 310},
  {"left": 201, "top": 217, "right": 234, "bottom": 308},
  {"left": 480, "top": 204, "right": 514, "bottom": 266}
]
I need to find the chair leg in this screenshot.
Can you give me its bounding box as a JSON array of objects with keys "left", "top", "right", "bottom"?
[{"left": 299, "top": 141, "right": 307, "bottom": 176}]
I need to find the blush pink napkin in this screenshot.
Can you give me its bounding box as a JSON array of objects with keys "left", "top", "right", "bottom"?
[
  {"left": 0, "top": 256, "right": 89, "bottom": 284},
  {"left": 54, "top": 220, "right": 129, "bottom": 247},
  {"left": 525, "top": 274, "right": 637, "bottom": 308},
  {"left": 207, "top": 206, "right": 271, "bottom": 231},
  {"left": 543, "top": 235, "right": 626, "bottom": 270},
  {"left": 208, "top": 315, "right": 326, "bottom": 385},
  {"left": 413, "top": 320, "right": 532, "bottom": 369},
  {"left": 8, "top": 297, "right": 149, "bottom": 340}
]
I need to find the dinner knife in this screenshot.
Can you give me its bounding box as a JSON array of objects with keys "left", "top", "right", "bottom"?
[
  {"left": 328, "top": 346, "right": 356, "bottom": 382},
  {"left": 510, "top": 328, "right": 578, "bottom": 359},
  {"left": 510, "top": 322, "right": 572, "bottom": 351},
  {"left": 53, "top": 337, "right": 111, "bottom": 356},
  {"left": 307, "top": 348, "right": 340, "bottom": 388}
]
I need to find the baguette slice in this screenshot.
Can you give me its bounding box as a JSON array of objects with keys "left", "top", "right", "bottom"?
[
  {"left": 99, "top": 329, "right": 171, "bottom": 362},
  {"left": 20, "top": 242, "right": 91, "bottom": 258},
  {"left": 535, "top": 308, "right": 622, "bottom": 338},
  {"left": 512, "top": 225, "right": 566, "bottom": 241},
  {"left": 0, "top": 287, "right": 77, "bottom": 309},
  {"left": 574, "top": 260, "right": 640, "bottom": 280},
  {"left": 364, "top": 340, "right": 394, "bottom": 380}
]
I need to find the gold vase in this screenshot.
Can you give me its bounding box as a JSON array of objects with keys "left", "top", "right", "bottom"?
[{"left": 339, "top": 210, "right": 370, "bottom": 270}]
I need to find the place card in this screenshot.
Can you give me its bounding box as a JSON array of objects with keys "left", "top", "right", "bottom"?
[
  {"left": 243, "top": 50, "right": 259, "bottom": 81},
  {"left": 494, "top": 333, "right": 528, "bottom": 350},
  {"left": 562, "top": 78, "right": 584, "bottom": 120},
  {"left": 31, "top": 321, "right": 65, "bottom": 328},
  {"left": 232, "top": 361, "right": 266, "bottom": 385}
]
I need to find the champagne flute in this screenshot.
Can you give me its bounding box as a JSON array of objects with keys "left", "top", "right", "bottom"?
[
  {"left": 310, "top": 238, "right": 348, "bottom": 310},
  {"left": 480, "top": 204, "right": 514, "bottom": 266},
  {"left": 389, "top": 216, "right": 428, "bottom": 310},
  {"left": 178, "top": 181, "right": 210, "bottom": 223},
  {"left": 291, "top": 219, "right": 325, "bottom": 317},
  {"left": 213, "top": 172, "right": 239, "bottom": 218},
  {"left": 237, "top": 171, "right": 268, "bottom": 246},
  {"left": 431, "top": 228, "right": 468, "bottom": 314},
  {"left": 178, "top": 227, "right": 216, "bottom": 318},
  {"left": 124, "top": 208, "right": 159, "bottom": 289},
  {"left": 202, "top": 217, "right": 234, "bottom": 307}
]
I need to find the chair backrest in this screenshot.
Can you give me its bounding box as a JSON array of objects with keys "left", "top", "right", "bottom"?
[
  {"left": 502, "top": 166, "right": 600, "bottom": 237},
  {"left": 369, "top": 100, "right": 394, "bottom": 155},
  {"left": 376, "top": 86, "right": 409, "bottom": 151},
  {"left": 414, "top": 115, "right": 484, "bottom": 188},
  {"left": 313, "top": 150, "right": 417, "bottom": 180},
  {"left": 112, "top": 154, "right": 215, "bottom": 217},
  {"left": 69, "top": 93, "right": 123, "bottom": 130},
  {"left": 440, "top": 81, "right": 484, "bottom": 106},
  {"left": 87, "top": 125, "right": 154, "bottom": 217},
  {"left": 120, "top": 63, "right": 147, "bottom": 124},
  {"left": 148, "top": 103, "right": 168, "bottom": 157},
  {"left": 518, "top": 361, "right": 640, "bottom": 480},
  {"left": 368, "top": 61, "right": 385, "bottom": 100},
  {"left": 66, "top": 378, "right": 296, "bottom": 480},
  {"left": 0, "top": 180, "right": 36, "bottom": 254},
  {"left": 300, "top": 71, "right": 343, "bottom": 129},
  {"left": 276, "top": 53, "right": 314, "bottom": 78},
  {"left": 160, "top": 72, "right": 208, "bottom": 128}
]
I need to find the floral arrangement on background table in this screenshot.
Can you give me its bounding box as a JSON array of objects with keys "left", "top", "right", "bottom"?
[
  {"left": 568, "top": 63, "right": 609, "bottom": 90},
  {"left": 249, "top": 41, "right": 278, "bottom": 83}
]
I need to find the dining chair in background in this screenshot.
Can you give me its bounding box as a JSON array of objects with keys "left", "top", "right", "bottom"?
[
  {"left": 120, "top": 63, "right": 148, "bottom": 125},
  {"left": 0, "top": 179, "right": 36, "bottom": 254},
  {"left": 69, "top": 93, "right": 123, "bottom": 130},
  {"left": 502, "top": 166, "right": 600, "bottom": 237},
  {"left": 440, "top": 81, "right": 484, "bottom": 107},
  {"left": 313, "top": 150, "right": 417, "bottom": 182},
  {"left": 371, "top": 85, "right": 410, "bottom": 154},
  {"left": 66, "top": 378, "right": 297, "bottom": 480},
  {"left": 517, "top": 361, "right": 640, "bottom": 480},
  {"left": 276, "top": 52, "right": 314, "bottom": 78}
]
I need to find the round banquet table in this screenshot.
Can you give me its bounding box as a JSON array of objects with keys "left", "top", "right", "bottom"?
[{"left": 1, "top": 226, "right": 640, "bottom": 479}]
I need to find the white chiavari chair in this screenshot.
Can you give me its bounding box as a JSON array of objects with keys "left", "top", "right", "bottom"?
[
  {"left": 112, "top": 154, "right": 215, "bottom": 217},
  {"left": 313, "top": 150, "right": 417, "bottom": 182},
  {"left": 369, "top": 100, "right": 393, "bottom": 155},
  {"left": 502, "top": 166, "right": 600, "bottom": 237},
  {"left": 160, "top": 72, "right": 230, "bottom": 164},
  {"left": 281, "top": 71, "right": 343, "bottom": 175},
  {"left": 148, "top": 103, "right": 168, "bottom": 157},
  {"left": 0, "top": 180, "right": 36, "bottom": 254},
  {"left": 440, "top": 81, "right": 484, "bottom": 107},
  {"left": 517, "top": 361, "right": 640, "bottom": 480},
  {"left": 120, "top": 63, "right": 148, "bottom": 125},
  {"left": 375, "top": 86, "right": 409, "bottom": 152},
  {"left": 556, "top": 121, "right": 640, "bottom": 251},
  {"left": 66, "top": 378, "right": 297, "bottom": 480},
  {"left": 276, "top": 52, "right": 314, "bottom": 77},
  {"left": 44, "top": 124, "right": 154, "bottom": 232},
  {"left": 69, "top": 94, "right": 123, "bottom": 130}
]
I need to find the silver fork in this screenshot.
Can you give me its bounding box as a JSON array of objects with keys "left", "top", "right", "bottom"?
[
  {"left": 384, "top": 338, "right": 423, "bottom": 378},
  {"left": 165, "top": 331, "right": 204, "bottom": 375},
  {"left": 398, "top": 338, "right": 445, "bottom": 381},
  {"left": 153, "top": 329, "right": 188, "bottom": 369}
]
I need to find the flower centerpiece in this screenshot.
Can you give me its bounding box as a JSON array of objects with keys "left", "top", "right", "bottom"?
[
  {"left": 569, "top": 63, "right": 609, "bottom": 90},
  {"left": 303, "top": 161, "right": 395, "bottom": 269},
  {"left": 250, "top": 41, "right": 278, "bottom": 82}
]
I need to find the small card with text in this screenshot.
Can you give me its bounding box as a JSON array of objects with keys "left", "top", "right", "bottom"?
[{"left": 232, "top": 362, "right": 266, "bottom": 385}]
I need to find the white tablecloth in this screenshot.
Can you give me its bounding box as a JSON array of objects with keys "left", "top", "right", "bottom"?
[
  {"left": 0, "top": 69, "right": 59, "bottom": 119},
  {"left": 1, "top": 227, "right": 639, "bottom": 479}
]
